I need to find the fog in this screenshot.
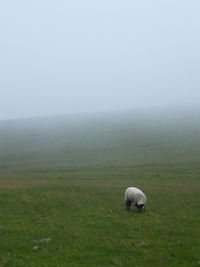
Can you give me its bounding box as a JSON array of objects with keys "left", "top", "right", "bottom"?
[{"left": 0, "top": 0, "right": 200, "bottom": 120}]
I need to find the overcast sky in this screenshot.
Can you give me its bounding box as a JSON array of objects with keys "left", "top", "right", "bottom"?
[{"left": 0, "top": 0, "right": 200, "bottom": 120}]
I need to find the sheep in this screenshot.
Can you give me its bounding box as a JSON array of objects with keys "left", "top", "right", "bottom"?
[{"left": 125, "top": 187, "right": 147, "bottom": 212}]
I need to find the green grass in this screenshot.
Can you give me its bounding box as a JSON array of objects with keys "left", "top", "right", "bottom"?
[{"left": 0, "top": 108, "right": 200, "bottom": 266}]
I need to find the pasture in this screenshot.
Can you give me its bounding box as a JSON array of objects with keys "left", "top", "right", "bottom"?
[{"left": 0, "top": 109, "right": 200, "bottom": 266}]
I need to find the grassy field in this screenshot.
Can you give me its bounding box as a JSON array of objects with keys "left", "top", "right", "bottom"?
[{"left": 0, "top": 108, "right": 200, "bottom": 266}]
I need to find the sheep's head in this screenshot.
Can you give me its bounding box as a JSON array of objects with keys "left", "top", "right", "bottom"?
[{"left": 137, "top": 204, "right": 145, "bottom": 212}]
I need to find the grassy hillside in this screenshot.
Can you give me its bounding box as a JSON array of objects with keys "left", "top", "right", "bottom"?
[
  {"left": 1, "top": 107, "right": 200, "bottom": 171},
  {"left": 0, "top": 107, "right": 200, "bottom": 266}
]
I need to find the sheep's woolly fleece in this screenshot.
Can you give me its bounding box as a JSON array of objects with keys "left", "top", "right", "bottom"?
[{"left": 125, "top": 187, "right": 147, "bottom": 206}]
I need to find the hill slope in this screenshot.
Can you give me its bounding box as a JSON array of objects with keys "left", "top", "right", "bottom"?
[
  {"left": 0, "top": 107, "right": 200, "bottom": 266},
  {"left": 1, "top": 107, "right": 200, "bottom": 171}
]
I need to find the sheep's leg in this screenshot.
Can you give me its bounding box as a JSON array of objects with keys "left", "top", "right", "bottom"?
[{"left": 125, "top": 199, "right": 131, "bottom": 210}]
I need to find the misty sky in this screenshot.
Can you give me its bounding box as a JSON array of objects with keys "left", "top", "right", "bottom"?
[{"left": 0, "top": 0, "right": 200, "bottom": 120}]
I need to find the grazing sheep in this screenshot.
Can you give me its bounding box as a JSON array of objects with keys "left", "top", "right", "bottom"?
[{"left": 125, "top": 187, "right": 147, "bottom": 212}]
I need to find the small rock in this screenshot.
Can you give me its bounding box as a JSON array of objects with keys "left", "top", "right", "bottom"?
[
  {"left": 33, "top": 238, "right": 51, "bottom": 244},
  {"left": 33, "top": 246, "right": 38, "bottom": 251},
  {"left": 40, "top": 238, "right": 51, "bottom": 243},
  {"left": 136, "top": 241, "right": 146, "bottom": 247}
]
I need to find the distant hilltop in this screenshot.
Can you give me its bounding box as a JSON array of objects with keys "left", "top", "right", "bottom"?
[{"left": 0, "top": 105, "right": 200, "bottom": 172}]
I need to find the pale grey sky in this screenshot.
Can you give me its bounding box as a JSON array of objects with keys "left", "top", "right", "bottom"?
[{"left": 0, "top": 0, "right": 200, "bottom": 120}]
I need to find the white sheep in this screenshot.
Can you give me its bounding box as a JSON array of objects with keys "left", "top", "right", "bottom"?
[{"left": 125, "top": 187, "right": 147, "bottom": 212}]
